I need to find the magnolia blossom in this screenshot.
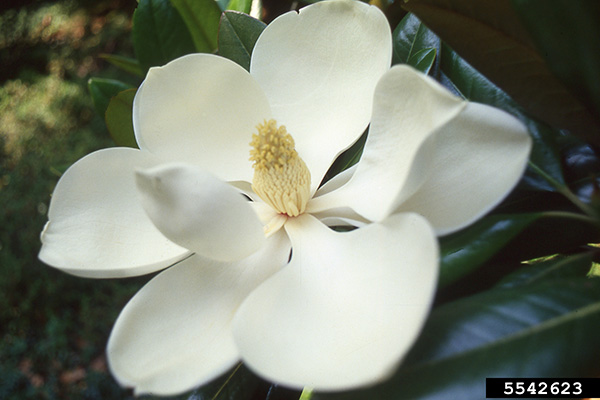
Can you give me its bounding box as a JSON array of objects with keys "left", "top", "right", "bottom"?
[{"left": 39, "top": 0, "right": 531, "bottom": 396}]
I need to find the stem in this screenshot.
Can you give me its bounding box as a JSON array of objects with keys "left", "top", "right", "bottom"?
[
  {"left": 541, "top": 211, "right": 600, "bottom": 227},
  {"left": 528, "top": 161, "right": 598, "bottom": 218},
  {"left": 300, "top": 387, "right": 313, "bottom": 400},
  {"left": 211, "top": 363, "right": 242, "bottom": 400}
]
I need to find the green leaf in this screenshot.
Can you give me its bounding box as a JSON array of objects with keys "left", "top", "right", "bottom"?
[
  {"left": 440, "top": 44, "right": 566, "bottom": 191},
  {"left": 105, "top": 88, "right": 138, "bottom": 148},
  {"left": 226, "top": 0, "right": 251, "bottom": 13},
  {"left": 589, "top": 262, "right": 600, "bottom": 278},
  {"left": 439, "top": 210, "right": 599, "bottom": 289},
  {"left": 402, "top": 0, "right": 600, "bottom": 147},
  {"left": 496, "top": 253, "right": 594, "bottom": 289},
  {"left": 439, "top": 213, "right": 541, "bottom": 287},
  {"left": 512, "top": 0, "right": 600, "bottom": 127},
  {"left": 492, "top": 212, "right": 600, "bottom": 265},
  {"left": 215, "top": 0, "right": 229, "bottom": 10},
  {"left": 218, "top": 11, "right": 266, "bottom": 71},
  {"left": 321, "top": 129, "right": 367, "bottom": 186},
  {"left": 313, "top": 256, "right": 600, "bottom": 400},
  {"left": 563, "top": 140, "right": 600, "bottom": 185},
  {"left": 171, "top": 0, "right": 222, "bottom": 53},
  {"left": 392, "top": 12, "right": 440, "bottom": 66},
  {"left": 132, "top": 0, "right": 197, "bottom": 72},
  {"left": 406, "top": 47, "right": 435, "bottom": 74},
  {"left": 99, "top": 54, "right": 145, "bottom": 77},
  {"left": 87, "top": 78, "right": 133, "bottom": 118}
]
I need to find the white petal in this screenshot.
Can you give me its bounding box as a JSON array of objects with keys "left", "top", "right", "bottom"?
[
  {"left": 134, "top": 53, "right": 271, "bottom": 182},
  {"left": 229, "top": 180, "right": 256, "bottom": 200},
  {"left": 308, "top": 65, "right": 466, "bottom": 221},
  {"left": 135, "top": 163, "right": 265, "bottom": 262},
  {"left": 107, "top": 230, "right": 291, "bottom": 396},
  {"left": 396, "top": 102, "right": 532, "bottom": 235},
  {"left": 39, "top": 148, "right": 189, "bottom": 278},
  {"left": 309, "top": 166, "right": 368, "bottom": 227},
  {"left": 312, "top": 164, "right": 357, "bottom": 197},
  {"left": 311, "top": 208, "right": 368, "bottom": 229},
  {"left": 250, "top": 0, "right": 392, "bottom": 192},
  {"left": 250, "top": 201, "right": 288, "bottom": 237},
  {"left": 232, "top": 213, "right": 438, "bottom": 391}
]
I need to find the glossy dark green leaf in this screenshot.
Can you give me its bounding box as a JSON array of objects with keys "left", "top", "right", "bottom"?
[
  {"left": 512, "top": 0, "right": 600, "bottom": 126},
  {"left": 313, "top": 256, "right": 600, "bottom": 400},
  {"left": 496, "top": 253, "right": 594, "bottom": 289},
  {"left": 132, "top": 0, "right": 197, "bottom": 72},
  {"left": 573, "top": 176, "right": 600, "bottom": 207},
  {"left": 440, "top": 44, "right": 565, "bottom": 191},
  {"left": 439, "top": 209, "right": 599, "bottom": 290},
  {"left": 320, "top": 129, "right": 367, "bottom": 186},
  {"left": 403, "top": 0, "right": 600, "bottom": 147},
  {"left": 171, "top": 0, "right": 221, "bottom": 53},
  {"left": 439, "top": 213, "right": 540, "bottom": 287},
  {"left": 492, "top": 213, "right": 600, "bottom": 265},
  {"left": 563, "top": 140, "right": 600, "bottom": 184},
  {"left": 105, "top": 88, "right": 138, "bottom": 148},
  {"left": 392, "top": 12, "right": 440, "bottom": 66},
  {"left": 218, "top": 11, "right": 266, "bottom": 71},
  {"left": 99, "top": 54, "right": 145, "bottom": 77},
  {"left": 87, "top": 78, "right": 133, "bottom": 118},
  {"left": 407, "top": 47, "right": 435, "bottom": 74}
]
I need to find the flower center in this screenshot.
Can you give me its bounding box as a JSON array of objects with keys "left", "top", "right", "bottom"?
[{"left": 250, "top": 119, "right": 311, "bottom": 217}]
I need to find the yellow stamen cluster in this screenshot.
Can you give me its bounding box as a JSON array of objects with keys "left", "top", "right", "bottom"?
[{"left": 250, "top": 120, "right": 311, "bottom": 217}]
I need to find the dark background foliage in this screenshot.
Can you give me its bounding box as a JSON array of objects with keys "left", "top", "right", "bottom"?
[
  {"left": 0, "top": 1, "right": 302, "bottom": 398},
  {"left": 0, "top": 1, "right": 143, "bottom": 398}
]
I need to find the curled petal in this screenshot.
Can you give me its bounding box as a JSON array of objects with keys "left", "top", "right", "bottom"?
[
  {"left": 39, "top": 148, "right": 189, "bottom": 278},
  {"left": 108, "top": 231, "right": 291, "bottom": 396},
  {"left": 135, "top": 163, "right": 265, "bottom": 262},
  {"left": 134, "top": 54, "right": 271, "bottom": 182},
  {"left": 311, "top": 208, "right": 368, "bottom": 229},
  {"left": 312, "top": 164, "right": 357, "bottom": 198},
  {"left": 309, "top": 65, "right": 466, "bottom": 221},
  {"left": 232, "top": 213, "right": 438, "bottom": 391},
  {"left": 251, "top": 0, "right": 392, "bottom": 192},
  {"left": 396, "top": 102, "right": 532, "bottom": 235},
  {"left": 250, "top": 201, "right": 288, "bottom": 237}
]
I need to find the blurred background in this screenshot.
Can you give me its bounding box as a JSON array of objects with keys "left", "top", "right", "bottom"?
[
  {"left": 0, "top": 0, "right": 302, "bottom": 398},
  {"left": 1, "top": 0, "right": 173, "bottom": 398}
]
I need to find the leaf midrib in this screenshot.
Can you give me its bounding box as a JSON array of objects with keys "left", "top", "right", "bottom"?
[{"left": 402, "top": 300, "right": 600, "bottom": 374}]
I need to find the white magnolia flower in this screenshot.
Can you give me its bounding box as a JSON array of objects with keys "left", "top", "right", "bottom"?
[{"left": 39, "top": 0, "right": 532, "bottom": 395}]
